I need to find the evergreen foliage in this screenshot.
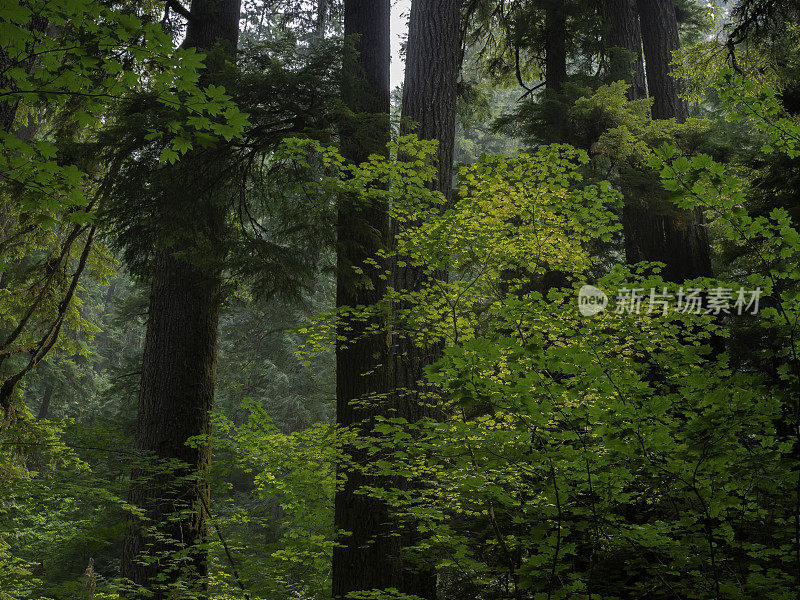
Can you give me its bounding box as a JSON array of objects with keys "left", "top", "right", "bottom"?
[{"left": 4, "top": 1, "right": 800, "bottom": 599}]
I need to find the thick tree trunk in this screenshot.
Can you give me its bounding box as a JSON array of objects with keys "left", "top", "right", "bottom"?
[
  {"left": 121, "top": 0, "right": 240, "bottom": 596},
  {"left": 332, "top": 1, "right": 394, "bottom": 598},
  {"left": 400, "top": 0, "right": 461, "bottom": 216},
  {"left": 393, "top": 0, "right": 462, "bottom": 598},
  {"left": 542, "top": 0, "right": 568, "bottom": 142},
  {"left": 604, "top": 0, "right": 647, "bottom": 100},
  {"left": 624, "top": 0, "right": 712, "bottom": 282},
  {"left": 544, "top": 0, "right": 567, "bottom": 96},
  {"left": 122, "top": 251, "right": 221, "bottom": 596},
  {"left": 622, "top": 206, "right": 712, "bottom": 281},
  {"left": 637, "top": 0, "right": 687, "bottom": 121}
]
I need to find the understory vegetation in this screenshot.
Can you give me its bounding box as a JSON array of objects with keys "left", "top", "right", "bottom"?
[{"left": 3, "top": 1, "right": 800, "bottom": 599}]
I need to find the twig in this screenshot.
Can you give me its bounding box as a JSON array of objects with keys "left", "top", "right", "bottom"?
[{"left": 197, "top": 492, "right": 251, "bottom": 599}]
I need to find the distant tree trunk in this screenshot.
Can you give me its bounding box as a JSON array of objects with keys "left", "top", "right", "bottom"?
[
  {"left": 637, "top": 0, "right": 687, "bottom": 121},
  {"left": 394, "top": 0, "right": 462, "bottom": 598},
  {"left": 542, "top": 0, "right": 568, "bottom": 142},
  {"left": 36, "top": 384, "right": 52, "bottom": 420},
  {"left": 315, "top": 0, "right": 328, "bottom": 39},
  {"left": 121, "top": 0, "right": 240, "bottom": 596},
  {"left": 623, "top": 0, "right": 712, "bottom": 281},
  {"left": 544, "top": 0, "right": 567, "bottom": 95},
  {"left": 332, "top": 1, "right": 394, "bottom": 598},
  {"left": 604, "top": 0, "right": 647, "bottom": 100}
]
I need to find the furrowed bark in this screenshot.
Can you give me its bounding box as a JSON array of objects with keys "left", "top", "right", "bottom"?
[
  {"left": 332, "top": 1, "right": 395, "bottom": 597},
  {"left": 122, "top": 250, "right": 222, "bottom": 596},
  {"left": 637, "top": 0, "right": 687, "bottom": 121},
  {"left": 121, "top": 0, "right": 240, "bottom": 596},
  {"left": 624, "top": 0, "right": 712, "bottom": 282},
  {"left": 604, "top": 0, "right": 647, "bottom": 100},
  {"left": 393, "top": 0, "right": 463, "bottom": 597}
]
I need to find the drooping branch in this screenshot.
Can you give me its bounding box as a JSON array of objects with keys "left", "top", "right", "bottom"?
[
  {"left": 0, "top": 225, "right": 96, "bottom": 416},
  {"left": 0, "top": 222, "right": 86, "bottom": 361}
]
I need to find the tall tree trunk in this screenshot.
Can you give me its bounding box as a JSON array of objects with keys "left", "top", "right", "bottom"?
[
  {"left": 623, "top": 0, "right": 712, "bottom": 282},
  {"left": 36, "top": 384, "right": 52, "bottom": 420},
  {"left": 509, "top": 0, "right": 568, "bottom": 286},
  {"left": 400, "top": 0, "right": 461, "bottom": 214},
  {"left": 543, "top": 0, "right": 568, "bottom": 143},
  {"left": 121, "top": 0, "right": 240, "bottom": 596},
  {"left": 315, "top": 0, "right": 328, "bottom": 39},
  {"left": 604, "top": 0, "right": 647, "bottom": 100},
  {"left": 394, "top": 0, "right": 462, "bottom": 598},
  {"left": 544, "top": 0, "right": 567, "bottom": 96},
  {"left": 637, "top": 0, "right": 687, "bottom": 121},
  {"left": 332, "top": 1, "right": 394, "bottom": 598},
  {"left": 122, "top": 251, "right": 222, "bottom": 596}
]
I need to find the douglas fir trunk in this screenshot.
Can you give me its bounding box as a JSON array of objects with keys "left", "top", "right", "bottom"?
[
  {"left": 623, "top": 0, "right": 712, "bottom": 282},
  {"left": 121, "top": 0, "right": 240, "bottom": 595},
  {"left": 393, "top": 0, "right": 463, "bottom": 597},
  {"left": 604, "top": 0, "right": 647, "bottom": 101},
  {"left": 332, "top": 1, "right": 395, "bottom": 597}
]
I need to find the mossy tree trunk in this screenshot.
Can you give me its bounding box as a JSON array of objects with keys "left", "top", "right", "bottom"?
[
  {"left": 393, "top": 0, "right": 463, "bottom": 597},
  {"left": 121, "top": 0, "right": 240, "bottom": 596},
  {"left": 332, "top": 1, "right": 395, "bottom": 597},
  {"left": 623, "top": 0, "right": 712, "bottom": 282}
]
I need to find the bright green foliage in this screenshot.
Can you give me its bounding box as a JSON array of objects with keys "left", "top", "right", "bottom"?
[
  {"left": 205, "top": 399, "right": 337, "bottom": 600},
  {"left": 0, "top": 0, "right": 247, "bottom": 216},
  {"left": 358, "top": 77, "right": 799, "bottom": 600},
  {"left": 0, "top": 416, "right": 137, "bottom": 600},
  {"left": 0, "top": 0, "right": 251, "bottom": 415},
  {"left": 277, "top": 67, "right": 800, "bottom": 597},
  {"left": 6, "top": 3, "right": 800, "bottom": 599},
  {"left": 283, "top": 135, "right": 619, "bottom": 357},
  {"left": 714, "top": 68, "right": 800, "bottom": 159}
]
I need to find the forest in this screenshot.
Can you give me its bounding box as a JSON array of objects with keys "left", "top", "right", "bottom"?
[{"left": 2, "top": 0, "right": 800, "bottom": 598}]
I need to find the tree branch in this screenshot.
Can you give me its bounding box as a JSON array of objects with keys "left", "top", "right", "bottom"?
[
  {"left": 166, "top": 0, "right": 196, "bottom": 23},
  {"left": 0, "top": 226, "right": 96, "bottom": 416}
]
